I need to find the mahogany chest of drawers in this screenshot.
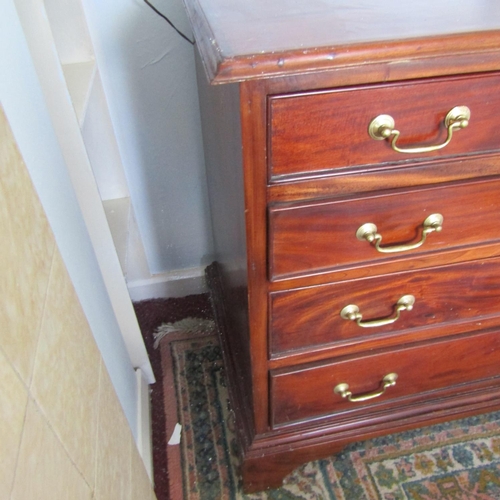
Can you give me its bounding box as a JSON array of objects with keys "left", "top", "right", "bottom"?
[{"left": 183, "top": 0, "right": 500, "bottom": 492}]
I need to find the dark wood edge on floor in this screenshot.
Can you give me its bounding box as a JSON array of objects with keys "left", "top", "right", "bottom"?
[
  {"left": 205, "top": 262, "right": 254, "bottom": 450},
  {"left": 241, "top": 388, "right": 500, "bottom": 492},
  {"left": 206, "top": 261, "right": 500, "bottom": 493}
]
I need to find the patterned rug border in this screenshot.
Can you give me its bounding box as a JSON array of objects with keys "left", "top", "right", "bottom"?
[{"left": 165, "top": 332, "right": 500, "bottom": 500}]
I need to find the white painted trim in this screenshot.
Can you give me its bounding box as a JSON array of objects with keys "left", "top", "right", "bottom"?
[
  {"left": 61, "top": 60, "right": 96, "bottom": 125},
  {"left": 102, "top": 197, "right": 131, "bottom": 275},
  {"left": 135, "top": 368, "right": 153, "bottom": 481},
  {"left": 13, "top": 0, "right": 154, "bottom": 384},
  {"left": 128, "top": 266, "right": 207, "bottom": 302}
]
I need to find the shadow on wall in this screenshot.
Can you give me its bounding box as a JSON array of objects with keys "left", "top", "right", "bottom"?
[{"left": 86, "top": 0, "right": 214, "bottom": 275}]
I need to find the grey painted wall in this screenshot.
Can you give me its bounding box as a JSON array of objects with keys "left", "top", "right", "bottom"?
[{"left": 82, "top": 0, "right": 214, "bottom": 275}]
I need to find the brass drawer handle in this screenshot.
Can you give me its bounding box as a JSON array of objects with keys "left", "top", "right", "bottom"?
[
  {"left": 334, "top": 373, "right": 398, "bottom": 403},
  {"left": 368, "top": 106, "right": 470, "bottom": 154},
  {"left": 340, "top": 294, "right": 415, "bottom": 328},
  {"left": 356, "top": 213, "right": 443, "bottom": 254}
]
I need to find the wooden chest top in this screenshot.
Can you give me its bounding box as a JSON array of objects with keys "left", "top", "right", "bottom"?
[{"left": 183, "top": 0, "right": 500, "bottom": 82}]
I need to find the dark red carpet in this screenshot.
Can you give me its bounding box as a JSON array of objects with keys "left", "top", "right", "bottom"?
[{"left": 134, "top": 294, "right": 213, "bottom": 500}]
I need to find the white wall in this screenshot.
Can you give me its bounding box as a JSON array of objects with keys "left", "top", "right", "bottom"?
[
  {"left": 81, "top": 0, "right": 214, "bottom": 276},
  {"left": 0, "top": 0, "right": 138, "bottom": 435}
]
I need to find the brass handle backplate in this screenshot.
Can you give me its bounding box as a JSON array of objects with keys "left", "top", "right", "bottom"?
[
  {"left": 356, "top": 213, "right": 443, "bottom": 254},
  {"left": 368, "top": 106, "right": 470, "bottom": 154},
  {"left": 340, "top": 294, "right": 415, "bottom": 328},
  {"left": 334, "top": 373, "right": 398, "bottom": 403}
]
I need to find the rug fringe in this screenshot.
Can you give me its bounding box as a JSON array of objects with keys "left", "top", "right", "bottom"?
[{"left": 153, "top": 317, "right": 216, "bottom": 348}]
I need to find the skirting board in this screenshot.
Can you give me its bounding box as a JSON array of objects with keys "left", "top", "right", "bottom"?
[
  {"left": 127, "top": 266, "right": 208, "bottom": 302},
  {"left": 135, "top": 368, "right": 153, "bottom": 481}
]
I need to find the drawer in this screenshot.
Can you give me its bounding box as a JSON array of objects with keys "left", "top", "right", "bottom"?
[
  {"left": 269, "top": 73, "right": 500, "bottom": 181},
  {"left": 270, "top": 257, "right": 500, "bottom": 355},
  {"left": 271, "top": 329, "right": 500, "bottom": 427},
  {"left": 269, "top": 177, "right": 500, "bottom": 280}
]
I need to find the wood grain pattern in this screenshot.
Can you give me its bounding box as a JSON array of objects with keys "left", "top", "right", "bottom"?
[
  {"left": 185, "top": 0, "right": 500, "bottom": 491},
  {"left": 270, "top": 257, "right": 500, "bottom": 355},
  {"left": 184, "top": 0, "right": 500, "bottom": 82},
  {"left": 239, "top": 80, "right": 273, "bottom": 435},
  {"left": 269, "top": 73, "right": 500, "bottom": 181},
  {"left": 268, "top": 154, "right": 500, "bottom": 204},
  {"left": 269, "top": 177, "right": 500, "bottom": 280},
  {"left": 271, "top": 329, "right": 500, "bottom": 426},
  {"left": 241, "top": 381, "right": 500, "bottom": 492}
]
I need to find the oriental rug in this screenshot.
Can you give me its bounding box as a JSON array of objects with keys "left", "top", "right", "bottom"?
[{"left": 160, "top": 326, "right": 500, "bottom": 500}]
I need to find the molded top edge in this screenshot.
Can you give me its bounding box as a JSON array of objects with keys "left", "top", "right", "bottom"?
[{"left": 182, "top": 0, "right": 500, "bottom": 83}]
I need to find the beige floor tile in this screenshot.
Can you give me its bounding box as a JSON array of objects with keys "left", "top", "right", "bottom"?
[
  {"left": 0, "top": 350, "right": 29, "bottom": 499},
  {"left": 94, "top": 362, "right": 132, "bottom": 500},
  {"left": 31, "top": 251, "right": 101, "bottom": 488},
  {"left": 11, "top": 400, "right": 92, "bottom": 500},
  {"left": 130, "top": 443, "right": 154, "bottom": 500},
  {"left": 0, "top": 106, "right": 55, "bottom": 384}
]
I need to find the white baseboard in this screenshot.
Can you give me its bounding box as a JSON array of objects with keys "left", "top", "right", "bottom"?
[
  {"left": 135, "top": 368, "right": 153, "bottom": 481},
  {"left": 127, "top": 266, "right": 207, "bottom": 302}
]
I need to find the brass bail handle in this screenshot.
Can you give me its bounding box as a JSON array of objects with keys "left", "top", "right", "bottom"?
[
  {"left": 334, "top": 373, "right": 398, "bottom": 403},
  {"left": 356, "top": 213, "right": 443, "bottom": 254},
  {"left": 340, "top": 294, "right": 415, "bottom": 328},
  {"left": 368, "top": 106, "right": 470, "bottom": 154}
]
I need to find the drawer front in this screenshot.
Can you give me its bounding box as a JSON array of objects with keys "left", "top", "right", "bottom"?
[
  {"left": 269, "top": 178, "right": 500, "bottom": 280},
  {"left": 271, "top": 329, "right": 500, "bottom": 426},
  {"left": 270, "top": 257, "right": 500, "bottom": 355},
  {"left": 269, "top": 73, "right": 500, "bottom": 181}
]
